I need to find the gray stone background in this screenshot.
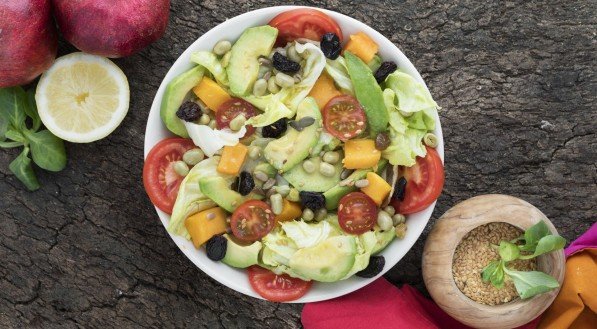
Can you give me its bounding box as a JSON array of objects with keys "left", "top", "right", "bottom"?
[{"left": 1, "top": 0, "right": 595, "bottom": 328}]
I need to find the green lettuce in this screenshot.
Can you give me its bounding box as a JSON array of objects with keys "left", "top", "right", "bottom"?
[
  {"left": 325, "top": 56, "right": 354, "bottom": 95},
  {"left": 244, "top": 42, "right": 325, "bottom": 127},
  {"left": 167, "top": 157, "right": 232, "bottom": 237},
  {"left": 381, "top": 71, "right": 438, "bottom": 166},
  {"left": 190, "top": 51, "right": 228, "bottom": 86}
]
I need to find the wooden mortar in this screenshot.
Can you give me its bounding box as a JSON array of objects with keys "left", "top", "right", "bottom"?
[{"left": 422, "top": 194, "right": 565, "bottom": 329}]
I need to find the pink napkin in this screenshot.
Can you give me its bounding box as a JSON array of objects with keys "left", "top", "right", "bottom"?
[{"left": 565, "top": 222, "right": 597, "bottom": 257}]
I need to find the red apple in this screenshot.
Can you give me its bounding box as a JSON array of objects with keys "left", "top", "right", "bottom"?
[
  {"left": 52, "top": 0, "right": 170, "bottom": 58},
  {"left": 0, "top": 0, "right": 57, "bottom": 87}
]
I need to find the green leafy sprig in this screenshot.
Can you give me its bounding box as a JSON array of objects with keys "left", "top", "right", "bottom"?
[
  {"left": 481, "top": 221, "right": 565, "bottom": 299},
  {"left": 0, "top": 87, "right": 66, "bottom": 191}
]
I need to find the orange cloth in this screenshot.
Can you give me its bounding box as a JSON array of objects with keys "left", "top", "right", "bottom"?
[{"left": 538, "top": 248, "right": 597, "bottom": 329}]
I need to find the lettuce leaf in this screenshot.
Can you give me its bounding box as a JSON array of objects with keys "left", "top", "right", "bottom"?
[
  {"left": 325, "top": 56, "right": 354, "bottom": 95},
  {"left": 167, "top": 157, "right": 232, "bottom": 237},
  {"left": 382, "top": 127, "right": 427, "bottom": 167},
  {"left": 384, "top": 71, "right": 437, "bottom": 114},
  {"left": 190, "top": 51, "right": 228, "bottom": 86},
  {"left": 184, "top": 121, "right": 247, "bottom": 156},
  {"left": 244, "top": 42, "right": 325, "bottom": 127}
]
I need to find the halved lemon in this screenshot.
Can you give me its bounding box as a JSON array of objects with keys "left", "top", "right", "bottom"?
[{"left": 36, "top": 52, "right": 130, "bottom": 143}]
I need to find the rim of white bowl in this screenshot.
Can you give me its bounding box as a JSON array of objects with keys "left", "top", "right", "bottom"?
[{"left": 144, "top": 5, "right": 443, "bottom": 303}]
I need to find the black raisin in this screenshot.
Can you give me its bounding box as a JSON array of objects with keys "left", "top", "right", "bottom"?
[
  {"left": 262, "top": 118, "right": 287, "bottom": 138},
  {"left": 375, "top": 132, "right": 391, "bottom": 150},
  {"left": 176, "top": 101, "right": 201, "bottom": 122},
  {"left": 299, "top": 191, "right": 325, "bottom": 211},
  {"left": 206, "top": 235, "right": 227, "bottom": 261},
  {"left": 374, "top": 61, "right": 398, "bottom": 84},
  {"left": 392, "top": 177, "right": 407, "bottom": 201},
  {"left": 273, "top": 52, "right": 301, "bottom": 74},
  {"left": 320, "top": 33, "right": 341, "bottom": 60},
  {"left": 356, "top": 256, "right": 385, "bottom": 278},
  {"left": 237, "top": 171, "right": 255, "bottom": 196}
]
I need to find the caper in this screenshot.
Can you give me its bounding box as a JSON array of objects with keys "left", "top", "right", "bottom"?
[
  {"left": 302, "top": 208, "right": 315, "bottom": 221},
  {"left": 302, "top": 160, "right": 316, "bottom": 173},
  {"left": 392, "top": 214, "right": 406, "bottom": 225},
  {"left": 270, "top": 193, "right": 284, "bottom": 215},
  {"left": 315, "top": 208, "right": 328, "bottom": 221},
  {"left": 229, "top": 114, "right": 246, "bottom": 131},
  {"left": 377, "top": 211, "right": 394, "bottom": 231},
  {"left": 322, "top": 151, "right": 340, "bottom": 164},
  {"left": 319, "top": 162, "right": 336, "bottom": 177},
  {"left": 221, "top": 51, "right": 231, "bottom": 68},
  {"left": 248, "top": 146, "right": 261, "bottom": 159},
  {"left": 267, "top": 76, "right": 280, "bottom": 93},
  {"left": 375, "top": 132, "right": 391, "bottom": 150},
  {"left": 253, "top": 79, "right": 268, "bottom": 96},
  {"left": 199, "top": 114, "right": 211, "bottom": 125},
  {"left": 213, "top": 40, "right": 232, "bottom": 56},
  {"left": 182, "top": 148, "right": 204, "bottom": 166},
  {"left": 384, "top": 205, "right": 396, "bottom": 216},
  {"left": 173, "top": 161, "right": 189, "bottom": 177},
  {"left": 275, "top": 72, "right": 295, "bottom": 88},
  {"left": 424, "top": 133, "right": 438, "bottom": 148},
  {"left": 287, "top": 188, "right": 300, "bottom": 202}
]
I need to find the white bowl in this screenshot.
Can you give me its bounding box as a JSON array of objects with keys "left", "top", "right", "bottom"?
[{"left": 145, "top": 5, "right": 444, "bottom": 303}]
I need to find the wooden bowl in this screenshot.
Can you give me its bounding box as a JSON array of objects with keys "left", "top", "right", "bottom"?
[{"left": 422, "top": 194, "right": 565, "bottom": 329}]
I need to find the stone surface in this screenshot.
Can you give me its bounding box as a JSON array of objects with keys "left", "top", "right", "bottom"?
[{"left": 0, "top": 1, "right": 595, "bottom": 328}]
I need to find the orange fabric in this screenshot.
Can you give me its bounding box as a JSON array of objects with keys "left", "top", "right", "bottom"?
[{"left": 538, "top": 248, "right": 597, "bottom": 329}]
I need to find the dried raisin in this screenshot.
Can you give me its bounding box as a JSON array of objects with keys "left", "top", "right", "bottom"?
[{"left": 374, "top": 61, "right": 398, "bottom": 84}]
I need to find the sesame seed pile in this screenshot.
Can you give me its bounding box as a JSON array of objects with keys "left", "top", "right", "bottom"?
[{"left": 452, "top": 222, "right": 536, "bottom": 305}]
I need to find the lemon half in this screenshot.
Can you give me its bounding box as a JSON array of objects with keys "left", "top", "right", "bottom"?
[{"left": 36, "top": 52, "right": 130, "bottom": 143}]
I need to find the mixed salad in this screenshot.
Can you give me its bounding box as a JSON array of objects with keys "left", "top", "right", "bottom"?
[{"left": 144, "top": 8, "right": 444, "bottom": 302}]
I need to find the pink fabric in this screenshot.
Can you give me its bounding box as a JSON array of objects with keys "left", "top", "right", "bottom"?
[{"left": 564, "top": 222, "right": 597, "bottom": 257}]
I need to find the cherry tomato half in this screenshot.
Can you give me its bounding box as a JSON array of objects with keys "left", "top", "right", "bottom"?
[
  {"left": 248, "top": 266, "right": 312, "bottom": 302},
  {"left": 143, "top": 138, "right": 196, "bottom": 214},
  {"left": 390, "top": 147, "right": 444, "bottom": 214},
  {"left": 216, "top": 98, "right": 257, "bottom": 138},
  {"left": 230, "top": 200, "right": 276, "bottom": 242},
  {"left": 269, "top": 8, "right": 343, "bottom": 46},
  {"left": 323, "top": 95, "right": 367, "bottom": 141},
  {"left": 338, "top": 192, "right": 378, "bottom": 235}
]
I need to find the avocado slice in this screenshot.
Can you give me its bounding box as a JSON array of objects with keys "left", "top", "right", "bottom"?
[
  {"left": 345, "top": 51, "right": 389, "bottom": 136},
  {"left": 221, "top": 234, "right": 262, "bottom": 268},
  {"left": 199, "top": 176, "right": 244, "bottom": 212},
  {"left": 289, "top": 235, "right": 357, "bottom": 282},
  {"left": 264, "top": 97, "right": 321, "bottom": 172},
  {"left": 227, "top": 26, "right": 278, "bottom": 96},
  {"left": 160, "top": 65, "right": 205, "bottom": 137},
  {"left": 323, "top": 159, "right": 388, "bottom": 210},
  {"left": 371, "top": 228, "right": 396, "bottom": 255},
  {"left": 283, "top": 156, "right": 343, "bottom": 192}
]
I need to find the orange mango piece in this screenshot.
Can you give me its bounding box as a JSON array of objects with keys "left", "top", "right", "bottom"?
[
  {"left": 217, "top": 143, "right": 248, "bottom": 175},
  {"left": 193, "top": 77, "right": 231, "bottom": 111},
  {"left": 343, "top": 32, "right": 379, "bottom": 63},
  {"left": 275, "top": 199, "right": 303, "bottom": 222},
  {"left": 185, "top": 207, "right": 227, "bottom": 248},
  {"left": 360, "top": 172, "right": 392, "bottom": 206},
  {"left": 308, "top": 72, "right": 342, "bottom": 109},
  {"left": 343, "top": 139, "right": 381, "bottom": 169}
]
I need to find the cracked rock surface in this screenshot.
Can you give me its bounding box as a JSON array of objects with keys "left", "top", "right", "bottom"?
[{"left": 1, "top": 1, "right": 595, "bottom": 328}]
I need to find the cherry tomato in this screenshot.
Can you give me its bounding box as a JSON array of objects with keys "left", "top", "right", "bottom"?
[
  {"left": 323, "top": 95, "right": 367, "bottom": 141},
  {"left": 216, "top": 98, "right": 257, "bottom": 138},
  {"left": 230, "top": 200, "right": 276, "bottom": 242},
  {"left": 269, "top": 8, "right": 343, "bottom": 46},
  {"left": 248, "top": 266, "right": 312, "bottom": 302},
  {"left": 337, "top": 192, "right": 378, "bottom": 235},
  {"left": 391, "top": 147, "right": 444, "bottom": 214},
  {"left": 143, "top": 138, "right": 196, "bottom": 214}
]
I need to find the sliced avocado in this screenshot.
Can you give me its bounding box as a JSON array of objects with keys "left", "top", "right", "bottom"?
[
  {"left": 345, "top": 51, "right": 389, "bottom": 136},
  {"left": 371, "top": 227, "right": 396, "bottom": 255},
  {"left": 283, "top": 157, "right": 343, "bottom": 192},
  {"left": 289, "top": 235, "right": 357, "bottom": 282},
  {"left": 160, "top": 65, "right": 205, "bottom": 137},
  {"left": 264, "top": 97, "right": 321, "bottom": 172},
  {"left": 199, "top": 176, "right": 243, "bottom": 212},
  {"left": 222, "top": 234, "right": 262, "bottom": 268},
  {"left": 323, "top": 159, "right": 388, "bottom": 210},
  {"left": 227, "top": 26, "right": 278, "bottom": 96}
]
